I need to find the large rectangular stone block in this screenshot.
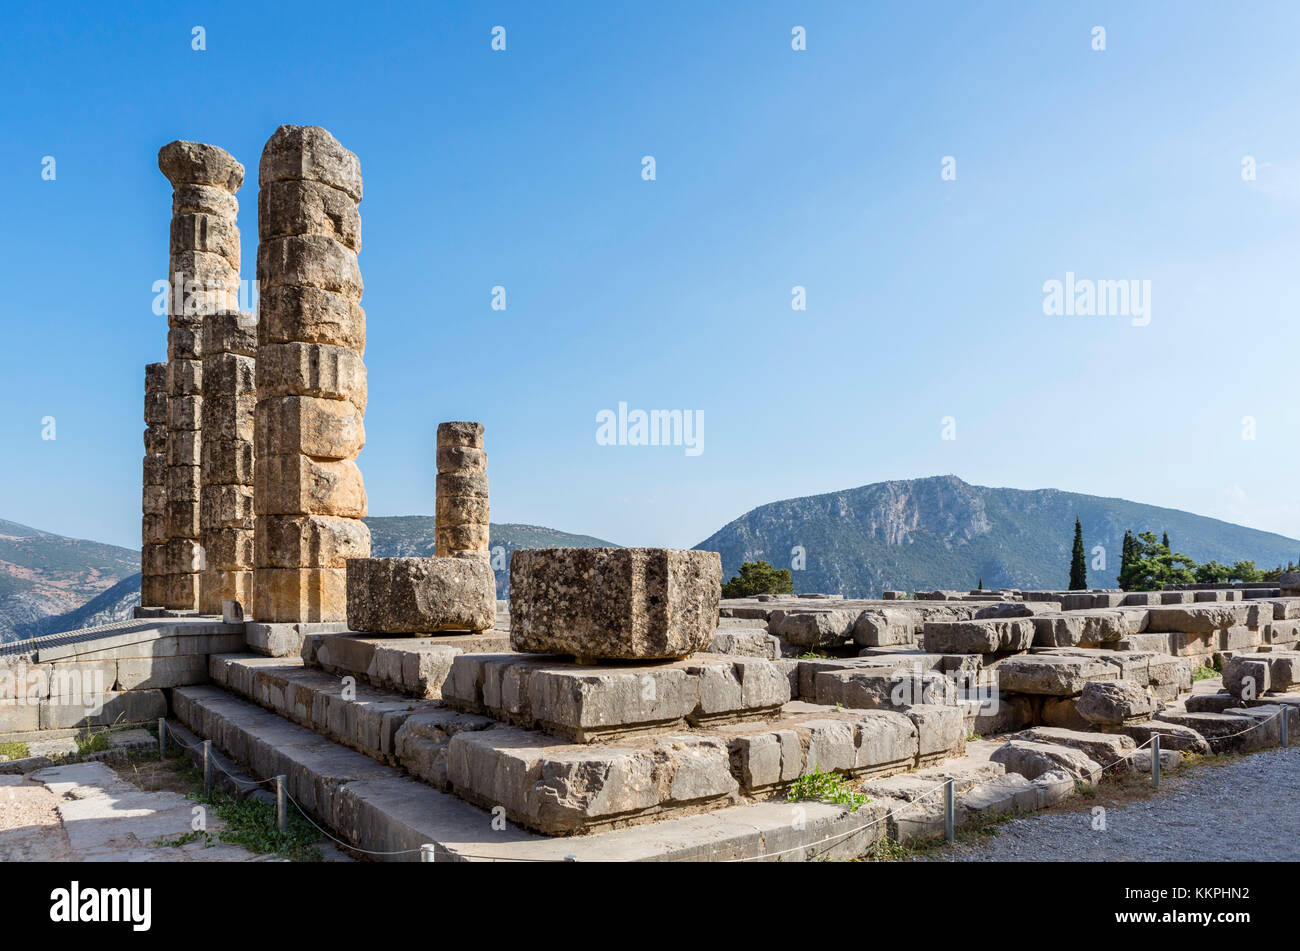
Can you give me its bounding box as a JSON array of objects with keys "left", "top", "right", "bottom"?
[
  {"left": 258, "top": 284, "right": 366, "bottom": 352},
  {"left": 253, "top": 566, "right": 347, "bottom": 623},
  {"left": 255, "top": 454, "right": 366, "bottom": 516},
  {"left": 509, "top": 548, "right": 722, "bottom": 660},
  {"left": 255, "top": 396, "right": 364, "bottom": 460},
  {"left": 346, "top": 556, "right": 495, "bottom": 633},
  {"left": 200, "top": 483, "right": 255, "bottom": 529},
  {"left": 256, "top": 342, "right": 366, "bottom": 409},
  {"left": 201, "top": 437, "right": 254, "bottom": 484},
  {"left": 257, "top": 514, "right": 370, "bottom": 568},
  {"left": 258, "top": 234, "right": 362, "bottom": 301},
  {"left": 259, "top": 179, "right": 362, "bottom": 251}
]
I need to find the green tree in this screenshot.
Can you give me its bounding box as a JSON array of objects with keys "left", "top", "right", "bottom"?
[
  {"left": 1231, "top": 560, "right": 1262, "bottom": 583},
  {"left": 1162, "top": 531, "right": 1170, "bottom": 549},
  {"left": 1117, "top": 530, "right": 1134, "bottom": 587},
  {"left": 1117, "top": 531, "right": 1197, "bottom": 591},
  {"left": 721, "top": 560, "right": 795, "bottom": 598},
  {"left": 1069, "top": 517, "right": 1087, "bottom": 590},
  {"left": 1194, "top": 560, "right": 1232, "bottom": 584}
]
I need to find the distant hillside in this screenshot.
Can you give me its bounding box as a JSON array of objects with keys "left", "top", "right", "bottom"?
[
  {"left": 366, "top": 517, "right": 619, "bottom": 597},
  {"left": 694, "top": 475, "right": 1300, "bottom": 597},
  {"left": 0, "top": 519, "right": 139, "bottom": 642}
]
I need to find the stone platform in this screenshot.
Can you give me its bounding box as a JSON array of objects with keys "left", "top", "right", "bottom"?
[
  {"left": 301, "top": 629, "right": 510, "bottom": 698},
  {"left": 440, "top": 652, "right": 790, "bottom": 743}
]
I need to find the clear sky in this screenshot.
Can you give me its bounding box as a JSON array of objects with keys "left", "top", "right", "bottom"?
[{"left": 2, "top": 1, "right": 1299, "bottom": 551}]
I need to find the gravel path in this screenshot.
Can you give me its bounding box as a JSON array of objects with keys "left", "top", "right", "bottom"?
[{"left": 923, "top": 746, "right": 1300, "bottom": 862}]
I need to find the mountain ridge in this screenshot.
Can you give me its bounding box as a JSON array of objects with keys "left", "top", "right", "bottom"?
[{"left": 693, "top": 474, "right": 1300, "bottom": 597}]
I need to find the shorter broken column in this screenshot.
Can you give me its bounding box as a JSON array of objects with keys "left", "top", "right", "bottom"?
[
  {"left": 140, "top": 362, "right": 169, "bottom": 607},
  {"left": 435, "top": 421, "right": 489, "bottom": 560},
  {"left": 199, "top": 311, "right": 257, "bottom": 614},
  {"left": 509, "top": 548, "right": 722, "bottom": 661}
]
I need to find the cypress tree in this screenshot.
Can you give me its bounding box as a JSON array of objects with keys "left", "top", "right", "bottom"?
[
  {"left": 1069, "top": 517, "right": 1088, "bottom": 590},
  {"left": 1119, "top": 530, "right": 1134, "bottom": 587},
  {"left": 1161, "top": 531, "right": 1170, "bottom": 550}
]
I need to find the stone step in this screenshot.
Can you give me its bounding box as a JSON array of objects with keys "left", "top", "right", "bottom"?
[
  {"left": 301, "top": 629, "right": 511, "bottom": 698},
  {"left": 441, "top": 652, "right": 791, "bottom": 743},
  {"left": 172, "top": 683, "right": 905, "bottom": 861}
]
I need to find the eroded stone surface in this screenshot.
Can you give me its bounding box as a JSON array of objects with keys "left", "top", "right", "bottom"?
[
  {"left": 346, "top": 556, "right": 495, "bottom": 634},
  {"left": 510, "top": 548, "right": 721, "bottom": 660}
]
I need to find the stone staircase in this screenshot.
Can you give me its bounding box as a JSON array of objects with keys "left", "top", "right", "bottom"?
[{"left": 171, "top": 636, "right": 1006, "bottom": 860}]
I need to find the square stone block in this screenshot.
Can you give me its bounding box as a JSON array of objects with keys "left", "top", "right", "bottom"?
[
  {"left": 256, "top": 342, "right": 366, "bottom": 410},
  {"left": 346, "top": 556, "right": 495, "bottom": 633},
  {"left": 253, "top": 566, "right": 347, "bottom": 623},
  {"left": 255, "top": 396, "right": 364, "bottom": 460},
  {"left": 257, "top": 514, "right": 370, "bottom": 568},
  {"left": 258, "top": 284, "right": 366, "bottom": 353},
  {"left": 254, "top": 454, "right": 366, "bottom": 517},
  {"left": 509, "top": 548, "right": 721, "bottom": 660}
]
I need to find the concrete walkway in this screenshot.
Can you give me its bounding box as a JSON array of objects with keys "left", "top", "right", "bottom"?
[{"left": 0, "top": 761, "right": 268, "bottom": 862}]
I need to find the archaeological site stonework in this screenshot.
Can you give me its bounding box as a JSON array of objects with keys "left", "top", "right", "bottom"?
[
  {"left": 140, "top": 361, "right": 168, "bottom": 607},
  {"left": 157, "top": 141, "right": 245, "bottom": 611},
  {"left": 199, "top": 311, "right": 257, "bottom": 613},
  {"left": 253, "top": 125, "right": 370, "bottom": 623},
  {"left": 112, "top": 126, "right": 1300, "bottom": 861}
]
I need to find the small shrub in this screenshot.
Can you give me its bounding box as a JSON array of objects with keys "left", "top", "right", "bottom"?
[
  {"left": 1192, "top": 665, "right": 1218, "bottom": 682},
  {"left": 787, "top": 767, "right": 870, "bottom": 812}
]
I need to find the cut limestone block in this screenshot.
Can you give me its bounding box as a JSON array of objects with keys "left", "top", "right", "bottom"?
[
  {"left": 812, "top": 668, "right": 956, "bottom": 711},
  {"left": 256, "top": 514, "right": 371, "bottom": 568},
  {"left": 444, "top": 726, "right": 740, "bottom": 835},
  {"left": 345, "top": 556, "right": 495, "bottom": 634},
  {"left": 996, "top": 654, "right": 1119, "bottom": 696},
  {"left": 770, "top": 609, "right": 858, "bottom": 648},
  {"left": 850, "top": 608, "right": 919, "bottom": 647},
  {"left": 441, "top": 653, "right": 789, "bottom": 743},
  {"left": 707, "top": 628, "right": 780, "bottom": 660},
  {"left": 989, "top": 739, "right": 1102, "bottom": 785},
  {"left": 1151, "top": 710, "right": 1269, "bottom": 754},
  {"left": 509, "top": 548, "right": 721, "bottom": 661},
  {"left": 1076, "top": 679, "right": 1161, "bottom": 726},
  {"left": 922, "top": 619, "right": 1034, "bottom": 654},
  {"left": 252, "top": 567, "right": 347, "bottom": 624},
  {"left": 302, "top": 630, "right": 510, "bottom": 698},
  {"left": 1223, "top": 651, "right": 1300, "bottom": 698},
  {"left": 1120, "top": 720, "right": 1211, "bottom": 755},
  {"left": 1007, "top": 726, "right": 1135, "bottom": 767},
  {"left": 1144, "top": 605, "right": 1239, "bottom": 634}
]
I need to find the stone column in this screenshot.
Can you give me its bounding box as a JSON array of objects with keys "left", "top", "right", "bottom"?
[
  {"left": 140, "top": 362, "right": 169, "bottom": 607},
  {"left": 158, "top": 141, "right": 245, "bottom": 611},
  {"left": 199, "top": 312, "right": 257, "bottom": 614},
  {"left": 435, "top": 422, "right": 489, "bottom": 558},
  {"left": 253, "top": 125, "right": 369, "bottom": 623}
]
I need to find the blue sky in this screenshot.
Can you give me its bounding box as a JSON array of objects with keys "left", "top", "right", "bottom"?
[{"left": 2, "top": 1, "right": 1299, "bottom": 551}]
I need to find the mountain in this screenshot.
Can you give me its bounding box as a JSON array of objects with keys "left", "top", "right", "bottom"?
[
  {"left": 0, "top": 519, "right": 141, "bottom": 643},
  {"left": 365, "top": 517, "right": 620, "bottom": 597},
  {"left": 693, "top": 475, "right": 1300, "bottom": 597}
]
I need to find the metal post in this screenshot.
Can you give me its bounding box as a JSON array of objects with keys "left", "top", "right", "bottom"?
[
  {"left": 276, "top": 775, "right": 287, "bottom": 833},
  {"left": 202, "top": 740, "right": 212, "bottom": 796},
  {"left": 944, "top": 777, "right": 955, "bottom": 843},
  {"left": 564, "top": 854, "right": 579, "bottom": 862},
  {"left": 420, "top": 844, "right": 437, "bottom": 862},
  {"left": 1282, "top": 708, "right": 1290, "bottom": 748},
  {"left": 1151, "top": 734, "right": 1161, "bottom": 789},
  {"left": 158, "top": 717, "right": 166, "bottom": 760}
]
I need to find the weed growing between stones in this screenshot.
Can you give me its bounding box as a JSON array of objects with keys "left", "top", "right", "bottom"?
[
  {"left": 1192, "top": 665, "right": 1219, "bottom": 681},
  {"left": 75, "top": 729, "right": 112, "bottom": 755},
  {"left": 786, "top": 766, "right": 870, "bottom": 812},
  {"left": 862, "top": 810, "right": 1015, "bottom": 861},
  {"left": 0, "top": 739, "right": 30, "bottom": 760}
]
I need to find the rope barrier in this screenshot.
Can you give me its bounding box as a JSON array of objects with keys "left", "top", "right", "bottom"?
[{"left": 157, "top": 696, "right": 1294, "bottom": 863}]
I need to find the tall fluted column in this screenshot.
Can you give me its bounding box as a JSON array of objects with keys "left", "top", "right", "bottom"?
[
  {"left": 253, "top": 125, "right": 370, "bottom": 622},
  {"left": 140, "top": 362, "right": 169, "bottom": 607},
  {"left": 157, "top": 141, "right": 244, "bottom": 611},
  {"left": 199, "top": 311, "right": 257, "bottom": 613}
]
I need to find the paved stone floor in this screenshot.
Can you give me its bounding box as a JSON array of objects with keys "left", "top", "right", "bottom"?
[
  {"left": 0, "top": 761, "right": 285, "bottom": 862},
  {"left": 921, "top": 745, "right": 1300, "bottom": 862}
]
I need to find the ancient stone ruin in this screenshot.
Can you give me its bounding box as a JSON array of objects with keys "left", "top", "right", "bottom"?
[{"left": 8, "top": 125, "right": 1293, "bottom": 862}]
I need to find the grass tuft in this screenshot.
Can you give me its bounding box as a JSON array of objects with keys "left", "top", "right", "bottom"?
[{"left": 787, "top": 767, "right": 870, "bottom": 812}]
